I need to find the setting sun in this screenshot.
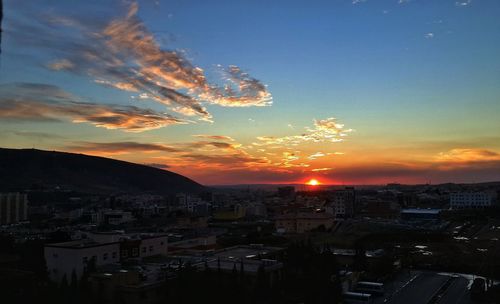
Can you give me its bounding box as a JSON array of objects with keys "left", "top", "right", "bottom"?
[{"left": 306, "top": 179, "right": 320, "bottom": 186}]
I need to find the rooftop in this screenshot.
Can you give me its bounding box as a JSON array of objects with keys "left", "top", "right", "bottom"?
[{"left": 401, "top": 208, "right": 441, "bottom": 215}]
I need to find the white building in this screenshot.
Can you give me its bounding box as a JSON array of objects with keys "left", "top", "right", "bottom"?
[
  {"left": 45, "top": 240, "right": 120, "bottom": 283},
  {"left": 45, "top": 232, "right": 168, "bottom": 283},
  {"left": 0, "top": 192, "right": 28, "bottom": 225},
  {"left": 450, "top": 192, "right": 493, "bottom": 209}
]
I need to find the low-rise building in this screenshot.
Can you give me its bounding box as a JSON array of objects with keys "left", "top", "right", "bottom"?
[
  {"left": 45, "top": 232, "right": 168, "bottom": 283},
  {"left": 45, "top": 240, "right": 121, "bottom": 283},
  {"left": 275, "top": 212, "right": 334, "bottom": 233},
  {"left": 450, "top": 192, "right": 494, "bottom": 209}
]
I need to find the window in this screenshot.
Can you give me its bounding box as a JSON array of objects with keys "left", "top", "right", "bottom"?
[
  {"left": 142, "top": 247, "right": 147, "bottom": 253},
  {"left": 103, "top": 253, "right": 108, "bottom": 261},
  {"left": 53, "top": 253, "right": 58, "bottom": 258},
  {"left": 121, "top": 250, "right": 128, "bottom": 258},
  {"left": 82, "top": 256, "right": 88, "bottom": 264},
  {"left": 149, "top": 245, "right": 154, "bottom": 252},
  {"left": 160, "top": 241, "right": 164, "bottom": 246},
  {"left": 132, "top": 248, "right": 139, "bottom": 256},
  {"left": 112, "top": 252, "right": 117, "bottom": 259}
]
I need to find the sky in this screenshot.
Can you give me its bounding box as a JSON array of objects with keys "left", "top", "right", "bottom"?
[{"left": 1, "top": 0, "right": 500, "bottom": 185}]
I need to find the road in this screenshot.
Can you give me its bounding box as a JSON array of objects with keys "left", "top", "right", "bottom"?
[
  {"left": 385, "top": 272, "right": 448, "bottom": 304},
  {"left": 374, "top": 271, "right": 471, "bottom": 304},
  {"left": 436, "top": 277, "right": 470, "bottom": 304}
]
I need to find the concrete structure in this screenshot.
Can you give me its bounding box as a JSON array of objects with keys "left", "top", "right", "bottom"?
[
  {"left": 45, "top": 240, "right": 121, "bottom": 283},
  {"left": 213, "top": 204, "right": 246, "bottom": 221},
  {"left": 45, "top": 232, "right": 168, "bottom": 283},
  {"left": 275, "top": 212, "right": 334, "bottom": 233},
  {"left": 326, "top": 188, "right": 356, "bottom": 218},
  {"left": 0, "top": 193, "right": 28, "bottom": 225},
  {"left": 450, "top": 192, "right": 493, "bottom": 209},
  {"left": 103, "top": 210, "right": 135, "bottom": 225}
]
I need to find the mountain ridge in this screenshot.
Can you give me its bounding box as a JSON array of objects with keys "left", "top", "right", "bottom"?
[{"left": 0, "top": 148, "right": 204, "bottom": 195}]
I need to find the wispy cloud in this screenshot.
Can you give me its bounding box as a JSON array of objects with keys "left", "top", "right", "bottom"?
[
  {"left": 455, "top": 0, "right": 472, "bottom": 7},
  {"left": 311, "top": 167, "right": 333, "bottom": 172},
  {"left": 254, "top": 117, "right": 352, "bottom": 147},
  {"left": 65, "top": 141, "right": 180, "bottom": 155},
  {"left": 0, "top": 83, "right": 185, "bottom": 132},
  {"left": 192, "top": 134, "right": 235, "bottom": 141},
  {"left": 7, "top": 2, "right": 272, "bottom": 122},
  {"left": 435, "top": 148, "right": 500, "bottom": 163},
  {"left": 308, "top": 152, "right": 327, "bottom": 160},
  {"left": 424, "top": 32, "right": 434, "bottom": 39}
]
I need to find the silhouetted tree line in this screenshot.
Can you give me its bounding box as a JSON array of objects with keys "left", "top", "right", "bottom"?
[{"left": 162, "top": 240, "right": 343, "bottom": 304}]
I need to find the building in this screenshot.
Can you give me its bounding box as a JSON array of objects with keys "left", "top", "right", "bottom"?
[
  {"left": 278, "top": 186, "right": 295, "bottom": 199},
  {"left": 450, "top": 192, "right": 494, "bottom": 209},
  {"left": 275, "top": 212, "right": 334, "bottom": 233},
  {"left": 45, "top": 232, "right": 168, "bottom": 283},
  {"left": 213, "top": 204, "right": 246, "bottom": 221},
  {"left": 103, "top": 210, "right": 135, "bottom": 225},
  {"left": 325, "top": 188, "right": 356, "bottom": 218},
  {"left": 45, "top": 240, "right": 121, "bottom": 283},
  {"left": 360, "top": 201, "right": 401, "bottom": 219},
  {"left": 0, "top": 193, "right": 28, "bottom": 225}
]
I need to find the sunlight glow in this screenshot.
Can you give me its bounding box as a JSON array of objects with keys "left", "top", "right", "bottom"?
[{"left": 306, "top": 179, "right": 320, "bottom": 186}]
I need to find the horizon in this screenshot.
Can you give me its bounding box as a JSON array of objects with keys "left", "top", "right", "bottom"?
[{"left": 1, "top": 0, "right": 500, "bottom": 185}]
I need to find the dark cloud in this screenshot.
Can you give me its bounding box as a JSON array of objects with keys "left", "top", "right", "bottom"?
[
  {"left": 64, "top": 141, "right": 180, "bottom": 155},
  {"left": 0, "top": 83, "right": 186, "bottom": 132}
]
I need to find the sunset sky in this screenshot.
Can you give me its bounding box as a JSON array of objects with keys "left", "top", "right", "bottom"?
[{"left": 1, "top": 0, "right": 500, "bottom": 185}]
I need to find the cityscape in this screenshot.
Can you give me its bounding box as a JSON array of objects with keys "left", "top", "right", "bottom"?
[{"left": 1, "top": 0, "right": 500, "bottom": 303}]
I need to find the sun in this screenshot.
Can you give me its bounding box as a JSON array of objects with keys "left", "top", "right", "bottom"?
[{"left": 306, "top": 179, "right": 320, "bottom": 186}]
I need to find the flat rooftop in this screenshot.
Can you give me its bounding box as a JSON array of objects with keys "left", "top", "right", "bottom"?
[
  {"left": 214, "top": 245, "right": 283, "bottom": 260},
  {"left": 401, "top": 208, "right": 441, "bottom": 215},
  {"left": 45, "top": 240, "right": 119, "bottom": 249}
]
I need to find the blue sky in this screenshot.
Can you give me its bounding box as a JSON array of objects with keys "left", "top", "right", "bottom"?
[{"left": 1, "top": 0, "right": 500, "bottom": 184}]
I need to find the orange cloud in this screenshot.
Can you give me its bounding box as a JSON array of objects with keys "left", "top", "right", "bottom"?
[
  {"left": 435, "top": 148, "right": 500, "bottom": 163},
  {"left": 0, "top": 83, "right": 186, "bottom": 132},
  {"left": 35, "top": 2, "right": 271, "bottom": 121}
]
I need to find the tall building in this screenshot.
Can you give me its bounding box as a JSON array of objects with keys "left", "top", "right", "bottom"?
[
  {"left": 325, "top": 187, "right": 356, "bottom": 218},
  {"left": 0, "top": 192, "right": 28, "bottom": 225},
  {"left": 450, "top": 192, "right": 493, "bottom": 209}
]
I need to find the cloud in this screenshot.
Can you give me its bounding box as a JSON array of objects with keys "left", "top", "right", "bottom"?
[
  {"left": 8, "top": 2, "right": 272, "bottom": 121},
  {"left": 308, "top": 152, "right": 327, "bottom": 160},
  {"left": 64, "top": 141, "right": 180, "bottom": 155},
  {"left": 12, "top": 131, "right": 65, "bottom": 139},
  {"left": 352, "top": 0, "right": 367, "bottom": 4},
  {"left": 0, "top": 83, "right": 186, "bottom": 132},
  {"left": 424, "top": 32, "right": 434, "bottom": 39},
  {"left": 255, "top": 117, "right": 353, "bottom": 147},
  {"left": 312, "top": 168, "right": 333, "bottom": 172},
  {"left": 455, "top": 0, "right": 472, "bottom": 7},
  {"left": 435, "top": 148, "right": 500, "bottom": 163},
  {"left": 192, "top": 134, "right": 235, "bottom": 141}
]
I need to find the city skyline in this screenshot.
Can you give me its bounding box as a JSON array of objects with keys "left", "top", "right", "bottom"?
[{"left": 1, "top": 0, "right": 500, "bottom": 185}]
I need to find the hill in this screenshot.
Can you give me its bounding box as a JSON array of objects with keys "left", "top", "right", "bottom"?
[{"left": 0, "top": 148, "right": 204, "bottom": 195}]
